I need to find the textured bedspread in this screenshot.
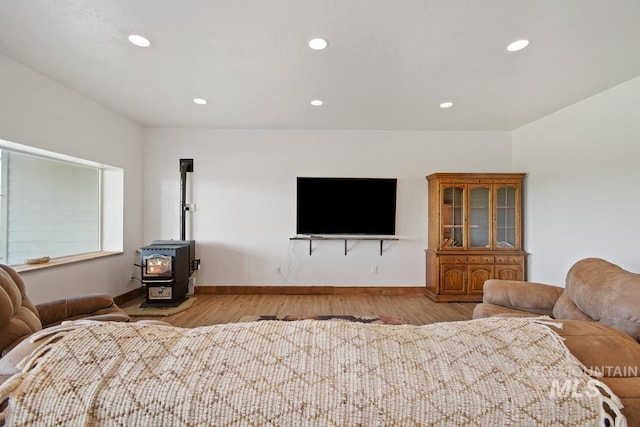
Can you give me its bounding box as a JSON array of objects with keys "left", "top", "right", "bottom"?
[{"left": 0, "top": 317, "right": 626, "bottom": 426}]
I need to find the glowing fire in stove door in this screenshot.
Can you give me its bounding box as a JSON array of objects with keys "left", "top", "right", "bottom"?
[{"left": 143, "top": 254, "right": 173, "bottom": 278}]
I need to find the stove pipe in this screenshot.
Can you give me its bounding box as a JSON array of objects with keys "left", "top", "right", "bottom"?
[{"left": 179, "top": 159, "right": 193, "bottom": 240}]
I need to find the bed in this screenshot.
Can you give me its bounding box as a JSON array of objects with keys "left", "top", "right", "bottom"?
[{"left": 0, "top": 316, "right": 628, "bottom": 426}]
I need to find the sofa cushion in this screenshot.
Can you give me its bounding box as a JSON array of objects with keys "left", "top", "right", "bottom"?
[
  {"left": 0, "top": 265, "right": 42, "bottom": 356},
  {"left": 552, "top": 291, "right": 593, "bottom": 321},
  {"left": 551, "top": 320, "right": 640, "bottom": 427},
  {"left": 36, "top": 294, "right": 130, "bottom": 327},
  {"left": 602, "top": 378, "right": 640, "bottom": 426},
  {"left": 36, "top": 293, "right": 125, "bottom": 327},
  {"left": 551, "top": 320, "right": 640, "bottom": 375},
  {"left": 481, "top": 279, "right": 563, "bottom": 315},
  {"left": 565, "top": 258, "right": 640, "bottom": 341}
]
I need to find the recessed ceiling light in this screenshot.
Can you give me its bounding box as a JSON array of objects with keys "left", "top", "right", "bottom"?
[
  {"left": 310, "top": 99, "right": 324, "bottom": 106},
  {"left": 128, "top": 34, "right": 151, "bottom": 48},
  {"left": 440, "top": 101, "right": 454, "bottom": 109},
  {"left": 507, "top": 39, "right": 529, "bottom": 52},
  {"left": 193, "top": 98, "right": 207, "bottom": 105},
  {"left": 308, "top": 38, "right": 328, "bottom": 50}
]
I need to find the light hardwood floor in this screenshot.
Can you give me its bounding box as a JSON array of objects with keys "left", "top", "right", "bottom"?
[{"left": 121, "top": 293, "right": 477, "bottom": 328}]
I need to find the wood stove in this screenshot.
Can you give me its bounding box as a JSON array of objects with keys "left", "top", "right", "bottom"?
[
  {"left": 140, "top": 241, "right": 195, "bottom": 305},
  {"left": 139, "top": 159, "right": 198, "bottom": 306}
]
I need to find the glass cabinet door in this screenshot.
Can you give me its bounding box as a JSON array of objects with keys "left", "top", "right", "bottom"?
[
  {"left": 469, "top": 186, "right": 490, "bottom": 248},
  {"left": 495, "top": 186, "right": 517, "bottom": 248},
  {"left": 441, "top": 186, "right": 464, "bottom": 248}
]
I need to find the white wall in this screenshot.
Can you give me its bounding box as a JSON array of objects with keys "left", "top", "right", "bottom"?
[
  {"left": 143, "top": 129, "right": 512, "bottom": 287},
  {"left": 513, "top": 76, "right": 640, "bottom": 285},
  {"left": 4, "top": 42, "right": 637, "bottom": 296},
  {"left": 6, "top": 44, "right": 637, "bottom": 294},
  {"left": 0, "top": 54, "right": 144, "bottom": 304}
]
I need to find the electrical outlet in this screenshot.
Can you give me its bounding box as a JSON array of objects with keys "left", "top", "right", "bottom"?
[
  {"left": 127, "top": 268, "right": 139, "bottom": 284},
  {"left": 371, "top": 265, "right": 378, "bottom": 274}
]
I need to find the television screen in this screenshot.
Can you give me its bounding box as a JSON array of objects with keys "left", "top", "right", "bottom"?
[{"left": 296, "top": 177, "right": 397, "bottom": 235}]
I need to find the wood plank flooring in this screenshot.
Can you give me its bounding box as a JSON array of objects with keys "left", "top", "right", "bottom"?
[{"left": 121, "top": 293, "right": 477, "bottom": 328}]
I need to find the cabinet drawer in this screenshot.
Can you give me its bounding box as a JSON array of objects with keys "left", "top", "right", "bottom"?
[
  {"left": 468, "top": 255, "right": 494, "bottom": 264},
  {"left": 495, "top": 255, "right": 523, "bottom": 264},
  {"left": 440, "top": 255, "right": 468, "bottom": 264}
]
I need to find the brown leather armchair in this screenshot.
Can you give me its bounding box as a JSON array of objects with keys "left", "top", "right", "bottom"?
[
  {"left": 473, "top": 257, "right": 640, "bottom": 341},
  {"left": 0, "top": 263, "right": 130, "bottom": 357}
]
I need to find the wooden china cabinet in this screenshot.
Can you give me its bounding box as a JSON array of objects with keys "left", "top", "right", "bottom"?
[{"left": 425, "top": 173, "right": 527, "bottom": 302}]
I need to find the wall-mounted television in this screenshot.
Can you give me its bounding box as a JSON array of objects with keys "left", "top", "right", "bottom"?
[{"left": 296, "top": 177, "right": 397, "bottom": 235}]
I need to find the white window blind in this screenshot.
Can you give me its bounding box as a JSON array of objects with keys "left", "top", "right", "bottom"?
[{"left": 0, "top": 150, "right": 100, "bottom": 265}]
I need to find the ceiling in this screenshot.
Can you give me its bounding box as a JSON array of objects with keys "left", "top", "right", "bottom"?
[{"left": 1, "top": 0, "right": 640, "bottom": 131}]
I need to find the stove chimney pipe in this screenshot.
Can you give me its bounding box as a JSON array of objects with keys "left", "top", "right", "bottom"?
[{"left": 179, "top": 159, "right": 193, "bottom": 240}]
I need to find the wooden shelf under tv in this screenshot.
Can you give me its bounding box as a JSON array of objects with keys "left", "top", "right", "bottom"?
[{"left": 290, "top": 235, "right": 399, "bottom": 256}]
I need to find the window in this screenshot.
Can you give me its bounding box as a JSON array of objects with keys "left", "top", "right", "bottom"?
[{"left": 0, "top": 140, "right": 123, "bottom": 266}]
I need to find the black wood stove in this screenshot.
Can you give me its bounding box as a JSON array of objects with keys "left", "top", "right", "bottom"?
[
  {"left": 140, "top": 240, "right": 195, "bottom": 305},
  {"left": 139, "top": 159, "right": 199, "bottom": 306}
]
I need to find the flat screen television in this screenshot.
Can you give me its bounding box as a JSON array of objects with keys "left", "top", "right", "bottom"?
[{"left": 296, "top": 177, "right": 397, "bottom": 235}]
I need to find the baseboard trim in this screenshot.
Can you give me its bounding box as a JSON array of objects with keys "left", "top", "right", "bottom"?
[
  {"left": 114, "top": 286, "right": 145, "bottom": 305},
  {"left": 195, "top": 285, "right": 425, "bottom": 296}
]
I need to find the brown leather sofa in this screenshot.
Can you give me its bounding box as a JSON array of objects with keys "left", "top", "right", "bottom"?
[
  {"left": 473, "top": 257, "right": 640, "bottom": 425},
  {"left": 0, "top": 263, "right": 130, "bottom": 357}
]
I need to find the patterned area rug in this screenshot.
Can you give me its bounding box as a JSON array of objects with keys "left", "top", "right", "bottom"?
[
  {"left": 238, "top": 314, "right": 409, "bottom": 325},
  {"left": 123, "top": 297, "right": 196, "bottom": 317}
]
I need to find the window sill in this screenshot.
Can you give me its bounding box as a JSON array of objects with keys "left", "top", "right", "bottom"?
[{"left": 12, "top": 251, "right": 123, "bottom": 273}]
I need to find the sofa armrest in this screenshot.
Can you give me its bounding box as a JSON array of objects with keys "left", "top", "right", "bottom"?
[
  {"left": 68, "top": 312, "right": 131, "bottom": 323},
  {"left": 483, "top": 279, "right": 564, "bottom": 315},
  {"left": 36, "top": 293, "right": 129, "bottom": 327}
]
